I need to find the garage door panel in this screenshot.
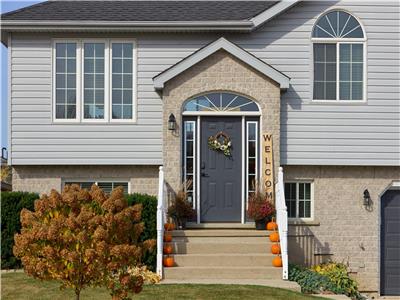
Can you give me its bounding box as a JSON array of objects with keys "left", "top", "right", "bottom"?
[{"left": 381, "top": 189, "right": 400, "bottom": 296}]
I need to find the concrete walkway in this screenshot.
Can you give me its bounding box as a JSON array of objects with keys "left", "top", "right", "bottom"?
[{"left": 160, "top": 278, "right": 301, "bottom": 292}]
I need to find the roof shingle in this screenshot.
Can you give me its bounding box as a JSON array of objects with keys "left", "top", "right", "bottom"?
[{"left": 1, "top": 1, "right": 278, "bottom": 22}]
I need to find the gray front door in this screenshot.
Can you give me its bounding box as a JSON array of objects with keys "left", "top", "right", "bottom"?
[
  {"left": 381, "top": 189, "right": 400, "bottom": 295},
  {"left": 200, "top": 117, "right": 242, "bottom": 222}
]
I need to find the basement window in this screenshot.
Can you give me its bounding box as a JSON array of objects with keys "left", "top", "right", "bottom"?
[{"left": 64, "top": 181, "right": 130, "bottom": 194}]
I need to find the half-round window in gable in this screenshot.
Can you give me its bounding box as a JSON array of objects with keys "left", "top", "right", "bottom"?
[
  {"left": 183, "top": 92, "right": 259, "bottom": 114},
  {"left": 312, "top": 10, "right": 364, "bottom": 39}
]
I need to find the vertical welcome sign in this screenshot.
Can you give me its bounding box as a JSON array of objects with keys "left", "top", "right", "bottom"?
[{"left": 262, "top": 133, "right": 274, "bottom": 202}]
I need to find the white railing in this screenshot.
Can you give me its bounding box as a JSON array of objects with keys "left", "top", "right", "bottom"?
[
  {"left": 275, "top": 166, "right": 288, "bottom": 280},
  {"left": 156, "top": 166, "right": 167, "bottom": 277}
]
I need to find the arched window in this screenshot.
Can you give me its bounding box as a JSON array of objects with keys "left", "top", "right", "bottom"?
[
  {"left": 183, "top": 92, "right": 259, "bottom": 114},
  {"left": 311, "top": 10, "right": 366, "bottom": 101}
]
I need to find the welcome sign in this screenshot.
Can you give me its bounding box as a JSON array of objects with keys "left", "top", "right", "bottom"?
[{"left": 262, "top": 133, "right": 274, "bottom": 202}]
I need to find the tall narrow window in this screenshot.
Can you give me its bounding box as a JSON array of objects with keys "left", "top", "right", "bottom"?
[
  {"left": 246, "top": 121, "right": 258, "bottom": 200},
  {"left": 111, "top": 42, "right": 134, "bottom": 120},
  {"left": 55, "top": 43, "right": 77, "bottom": 119},
  {"left": 83, "top": 43, "right": 105, "bottom": 119},
  {"left": 183, "top": 120, "right": 196, "bottom": 208},
  {"left": 312, "top": 10, "right": 365, "bottom": 101},
  {"left": 284, "top": 182, "right": 313, "bottom": 219}
]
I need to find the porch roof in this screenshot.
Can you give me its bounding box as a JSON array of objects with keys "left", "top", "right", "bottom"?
[{"left": 153, "top": 37, "right": 290, "bottom": 90}]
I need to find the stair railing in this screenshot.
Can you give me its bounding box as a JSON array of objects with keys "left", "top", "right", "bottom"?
[
  {"left": 275, "top": 167, "right": 288, "bottom": 279},
  {"left": 156, "top": 166, "right": 167, "bottom": 277}
]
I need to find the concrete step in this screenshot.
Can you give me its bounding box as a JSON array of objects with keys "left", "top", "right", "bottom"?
[
  {"left": 170, "top": 253, "right": 276, "bottom": 267},
  {"left": 168, "top": 241, "right": 271, "bottom": 254},
  {"left": 163, "top": 266, "right": 282, "bottom": 280},
  {"left": 186, "top": 223, "right": 255, "bottom": 229},
  {"left": 171, "top": 229, "right": 272, "bottom": 237},
  {"left": 172, "top": 236, "right": 272, "bottom": 243}
]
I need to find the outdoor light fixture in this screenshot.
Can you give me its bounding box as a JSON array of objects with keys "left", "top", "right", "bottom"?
[
  {"left": 168, "top": 113, "right": 176, "bottom": 131},
  {"left": 363, "top": 189, "right": 372, "bottom": 207}
]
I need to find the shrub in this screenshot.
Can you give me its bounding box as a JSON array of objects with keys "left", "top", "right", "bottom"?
[
  {"left": 289, "top": 263, "right": 335, "bottom": 294},
  {"left": 13, "top": 185, "right": 156, "bottom": 300},
  {"left": 313, "top": 262, "right": 361, "bottom": 299},
  {"left": 1, "top": 191, "right": 38, "bottom": 269},
  {"left": 126, "top": 193, "right": 157, "bottom": 271}
]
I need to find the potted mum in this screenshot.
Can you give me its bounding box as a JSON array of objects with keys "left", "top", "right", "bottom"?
[
  {"left": 247, "top": 189, "right": 275, "bottom": 230},
  {"left": 167, "top": 182, "right": 196, "bottom": 229}
]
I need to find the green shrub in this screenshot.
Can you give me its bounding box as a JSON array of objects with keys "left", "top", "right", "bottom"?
[
  {"left": 313, "top": 262, "right": 361, "bottom": 299},
  {"left": 126, "top": 193, "right": 157, "bottom": 271},
  {"left": 1, "top": 191, "right": 38, "bottom": 269},
  {"left": 289, "top": 263, "right": 335, "bottom": 294}
]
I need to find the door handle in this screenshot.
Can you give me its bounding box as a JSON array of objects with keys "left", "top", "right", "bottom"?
[{"left": 201, "top": 172, "right": 209, "bottom": 177}]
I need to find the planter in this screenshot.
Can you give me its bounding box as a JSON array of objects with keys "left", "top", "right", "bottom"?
[
  {"left": 255, "top": 218, "right": 267, "bottom": 230},
  {"left": 173, "top": 217, "right": 187, "bottom": 230}
]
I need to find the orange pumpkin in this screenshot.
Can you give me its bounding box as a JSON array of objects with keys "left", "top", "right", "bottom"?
[
  {"left": 164, "top": 223, "right": 175, "bottom": 231},
  {"left": 266, "top": 220, "right": 278, "bottom": 231},
  {"left": 269, "top": 232, "right": 280, "bottom": 242},
  {"left": 163, "top": 244, "right": 173, "bottom": 255},
  {"left": 163, "top": 256, "right": 175, "bottom": 267},
  {"left": 272, "top": 256, "right": 282, "bottom": 267},
  {"left": 164, "top": 234, "right": 172, "bottom": 242},
  {"left": 271, "top": 243, "right": 281, "bottom": 254}
]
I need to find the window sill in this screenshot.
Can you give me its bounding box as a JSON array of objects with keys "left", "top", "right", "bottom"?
[
  {"left": 288, "top": 220, "right": 320, "bottom": 226},
  {"left": 308, "top": 100, "right": 367, "bottom": 105}
]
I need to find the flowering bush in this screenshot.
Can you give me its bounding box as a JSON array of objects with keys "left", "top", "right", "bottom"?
[
  {"left": 13, "top": 184, "right": 156, "bottom": 300},
  {"left": 108, "top": 266, "right": 160, "bottom": 300},
  {"left": 247, "top": 190, "right": 275, "bottom": 221}
]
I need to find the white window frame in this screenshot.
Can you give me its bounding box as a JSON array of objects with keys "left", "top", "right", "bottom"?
[
  {"left": 110, "top": 39, "right": 138, "bottom": 123},
  {"left": 285, "top": 181, "right": 314, "bottom": 221},
  {"left": 183, "top": 120, "right": 197, "bottom": 209},
  {"left": 310, "top": 10, "right": 367, "bottom": 103},
  {"left": 81, "top": 39, "right": 109, "bottom": 122},
  {"left": 246, "top": 121, "right": 258, "bottom": 205},
  {"left": 63, "top": 180, "right": 131, "bottom": 193},
  {"left": 52, "top": 39, "right": 81, "bottom": 123},
  {"left": 52, "top": 38, "right": 137, "bottom": 123}
]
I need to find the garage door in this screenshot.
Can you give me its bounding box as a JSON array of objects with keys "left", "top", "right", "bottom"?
[{"left": 381, "top": 189, "right": 400, "bottom": 296}]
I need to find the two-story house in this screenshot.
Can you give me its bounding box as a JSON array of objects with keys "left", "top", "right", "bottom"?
[{"left": 1, "top": 0, "right": 399, "bottom": 295}]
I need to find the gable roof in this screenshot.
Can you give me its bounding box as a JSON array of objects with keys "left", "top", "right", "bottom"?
[
  {"left": 0, "top": 1, "right": 299, "bottom": 33},
  {"left": 153, "top": 37, "right": 290, "bottom": 90},
  {"left": 2, "top": 1, "right": 277, "bottom": 22}
]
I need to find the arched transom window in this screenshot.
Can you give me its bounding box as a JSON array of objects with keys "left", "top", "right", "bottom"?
[
  {"left": 312, "top": 10, "right": 366, "bottom": 101},
  {"left": 183, "top": 92, "right": 260, "bottom": 115}
]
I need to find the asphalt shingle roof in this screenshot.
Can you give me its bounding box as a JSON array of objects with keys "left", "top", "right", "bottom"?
[{"left": 2, "top": 1, "right": 278, "bottom": 22}]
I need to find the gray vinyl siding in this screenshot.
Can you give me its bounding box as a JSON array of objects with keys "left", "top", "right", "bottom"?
[{"left": 9, "top": 1, "right": 400, "bottom": 166}]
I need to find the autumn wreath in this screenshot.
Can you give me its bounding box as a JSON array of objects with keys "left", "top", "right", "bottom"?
[{"left": 208, "top": 131, "right": 232, "bottom": 156}]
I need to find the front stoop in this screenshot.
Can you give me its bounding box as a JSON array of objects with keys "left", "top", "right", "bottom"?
[{"left": 163, "top": 229, "right": 296, "bottom": 289}]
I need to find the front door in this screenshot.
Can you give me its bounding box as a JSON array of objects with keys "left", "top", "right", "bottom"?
[{"left": 200, "top": 117, "right": 242, "bottom": 222}]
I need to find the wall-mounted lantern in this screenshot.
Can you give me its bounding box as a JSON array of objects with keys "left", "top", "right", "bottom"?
[
  {"left": 168, "top": 113, "right": 176, "bottom": 131},
  {"left": 363, "top": 189, "right": 372, "bottom": 208}
]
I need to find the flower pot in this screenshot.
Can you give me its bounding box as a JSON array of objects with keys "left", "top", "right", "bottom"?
[
  {"left": 177, "top": 218, "right": 187, "bottom": 230},
  {"left": 255, "top": 218, "right": 267, "bottom": 230}
]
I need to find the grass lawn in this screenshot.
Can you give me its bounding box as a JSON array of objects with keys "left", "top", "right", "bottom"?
[{"left": 2, "top": 272, "right": 324, "bottom": 300}]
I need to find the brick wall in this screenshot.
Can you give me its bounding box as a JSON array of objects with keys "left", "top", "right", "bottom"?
[
  {"left": 12, "top": 165, "right": 159, "bottom": 196},
  {"left": 285, "top": 165, "right": 400, "bottom": 292},
  {"left": 162, "top": 50, "right": 281, "bottom": 194}
]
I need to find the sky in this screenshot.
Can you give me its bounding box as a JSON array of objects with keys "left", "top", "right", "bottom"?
[{"left": 1, "top": 0, "right": 44, "bottom": 152}]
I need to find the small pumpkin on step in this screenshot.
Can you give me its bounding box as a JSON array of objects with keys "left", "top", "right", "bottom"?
[
  {"left": 163, "top": 256, "right": 175, "bottom": 267},
  {"left": 266, "top": 218, "right": 278, "bottom": 231},
  {"left": 163, "top": 244, "right": 173, "bottom": 255},
  {"left": 269, "top": 232, "right": 280, "bottom": 242},
  {"left": 271, "top": 243, "right": 281, "bottom": 254},
  {"left": 164, "top": 233, "right": 172, "bottom": 242},
  {"left": 272, "top": 256, "right": 282, "bottom": 267}
]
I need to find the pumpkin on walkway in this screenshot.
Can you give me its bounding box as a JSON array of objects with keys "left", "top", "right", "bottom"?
[
  {"left": 269, "top": 232, "right": 280, "bottom": 242},
  {"left": 163, "top": 256, "right": 175, "bottom": 267},
  {"left": 271, "top": 243, "right": 281, "bottom": 254},
  {"left": 272, "top": 256, "right": 282, "bottom": 267}
]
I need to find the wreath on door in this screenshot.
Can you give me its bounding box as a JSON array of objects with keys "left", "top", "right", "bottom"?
[{"left": 208, "top": 131, "right": 232, "bottom": 156}]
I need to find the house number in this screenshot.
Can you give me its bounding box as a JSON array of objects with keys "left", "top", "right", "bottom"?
[{"left": 262, "top": 133, "right": 274, "bottom": 202}]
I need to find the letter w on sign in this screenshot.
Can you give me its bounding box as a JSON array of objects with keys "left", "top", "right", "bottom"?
[{"left": 262, "top": 133, "right": 274, "bottom": 202}]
